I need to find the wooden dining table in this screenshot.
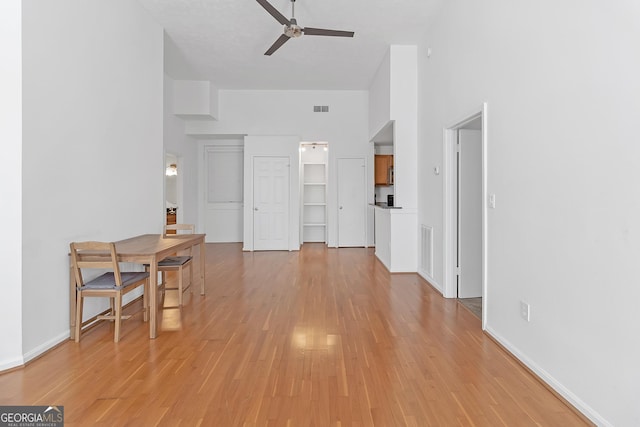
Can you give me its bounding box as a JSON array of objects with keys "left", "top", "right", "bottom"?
[{"left": 69, "top": 233, "right": 206, "bottom": 340}]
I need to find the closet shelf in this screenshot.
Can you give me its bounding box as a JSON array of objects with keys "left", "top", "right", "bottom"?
[{"left": 302, "top": 162, "right": 327, "bottom": 243}]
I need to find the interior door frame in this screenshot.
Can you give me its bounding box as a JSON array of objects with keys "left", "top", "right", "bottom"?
[
  {"left": 443, "top": 103, "right": 488, "bottom": 329},
  {"left": 457, "top": 129, "right": 483, "bottom": 299}
]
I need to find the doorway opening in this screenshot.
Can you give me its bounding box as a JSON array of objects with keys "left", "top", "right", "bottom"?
[
  {"left": 443, "top": 103, "right": 488, "bottom": 328},
  {"left": 165, "top": 152, "right": 182, "bottom": 226},
  {"left": 300, "top": 142, "right": 328, "bottom": 244}
]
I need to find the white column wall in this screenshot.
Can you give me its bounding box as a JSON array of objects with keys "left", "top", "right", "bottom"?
[
  {"left": 418, "top": 1, "right": 640, "bottom": 424},
  {"left": 0, "top": 0, "right": 24, "bottom": 370},
  {"left": 369, "top": 46, "right": 419, "bottom": 271},
  {"left": 390, "top": 46, "right": 418, "bottom": 211},
  {"left": 21, "top": 0, "right": 164, "bottom": 361},
  {"left": 369, "top": 50, "right": 391, "bottom": 139}
]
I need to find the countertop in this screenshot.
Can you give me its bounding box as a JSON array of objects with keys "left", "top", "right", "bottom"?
[{"left": 370, "top": 203, "right": 402, "bottom": 210}]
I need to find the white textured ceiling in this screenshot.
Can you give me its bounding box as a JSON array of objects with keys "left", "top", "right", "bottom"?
[{"left": 137, "top": 0, "right": 443, "bottom": 90}]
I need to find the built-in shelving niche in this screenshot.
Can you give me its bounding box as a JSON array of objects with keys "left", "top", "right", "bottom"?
[{"left": 300, "top": 143, "right": 328, "bottom": 243}]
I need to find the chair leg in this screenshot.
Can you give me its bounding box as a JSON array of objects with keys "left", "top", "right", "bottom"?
[
  {"left": 114, "top": 293, "right": 122, "bottom": 343},
  {"left": 75, "top": 291, "right": 84, "bottom": 343},
  {"left": 189, "top": 262, "right": 193, "bottom": 293},
  {"left": 143, "top": 280, "right": 149, "bottom": 322},
  {"left": 178, "top": 266, "right": 184, "bottom": 306}
]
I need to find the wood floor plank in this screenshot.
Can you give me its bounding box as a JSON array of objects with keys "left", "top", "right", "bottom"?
[{"left": 0, "top": 243, "right": 590, "bottom": 426}]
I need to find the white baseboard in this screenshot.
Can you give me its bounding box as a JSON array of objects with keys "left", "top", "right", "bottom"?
[
  {"left": 0, "top": 330, "right": 70, "bottom": 372},
  {"left": 374, "top": 252, "right": 391, "bottom": 271},
  {"left": 418, "top": 270, "right": 442, "bottom": 294},
  {"left": 22, "top": 330, "right": 70, "bottom": 364},
  {"left": 0, "top": 355, "right": 25, "bottom": 372},
  {"left": 484, "top": 325, "right": 610, "bottom": 427}
]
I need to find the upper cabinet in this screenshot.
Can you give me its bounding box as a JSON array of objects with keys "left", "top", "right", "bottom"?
[{"left": 375, "top": 155, "right": 394, "bottom": 186}]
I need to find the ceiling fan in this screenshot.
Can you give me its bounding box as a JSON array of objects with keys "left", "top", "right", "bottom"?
[{"left": 256, "top": 0, "right": 355, "bottom": 56}]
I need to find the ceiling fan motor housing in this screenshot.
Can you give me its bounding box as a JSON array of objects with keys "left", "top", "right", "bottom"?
[{"left": 285, "top": 19, "right": 303, "bottom": 38}]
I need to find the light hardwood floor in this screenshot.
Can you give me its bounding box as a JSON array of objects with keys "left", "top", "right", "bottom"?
[{"left": 0, "top": 243, "right": 590, "bottom": 426}]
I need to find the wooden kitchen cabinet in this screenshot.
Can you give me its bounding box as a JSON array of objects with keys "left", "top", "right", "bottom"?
[{"left": 375, "top": 155, "right": 394, "bottom": 186}]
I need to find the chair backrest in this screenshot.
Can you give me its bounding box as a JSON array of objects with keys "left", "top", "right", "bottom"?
[
  {"left": 164, "top": 223, "right": 195, "bottom": 236},
  {"left": 70, "top": 241, "right": 122, "bottom": 287}
]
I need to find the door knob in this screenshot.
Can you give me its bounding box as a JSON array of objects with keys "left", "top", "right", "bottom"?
[
  {"left": 339, "top": 206, "right": 343, "bottom": 210},
  {"left": 254, "top": 207, "right": 259, "bottom": 211}
]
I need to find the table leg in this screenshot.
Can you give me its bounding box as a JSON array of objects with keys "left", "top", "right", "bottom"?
[
  {"left": 200, "top": 240, "right": 206, "bottom": 295},
  {"left": 149, "top": 256, "right": 158, "bottom": 339},
  {"left": 69, "top": 261, "right": 76, "bottom": 340}
]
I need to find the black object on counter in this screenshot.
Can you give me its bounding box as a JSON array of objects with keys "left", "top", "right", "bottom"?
[{"left": 387, "top": 195, "right": 394, "bottom": 207}]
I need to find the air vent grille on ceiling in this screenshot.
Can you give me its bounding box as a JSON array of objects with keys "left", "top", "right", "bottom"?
[{"left": 313, "top": 106, "right": 329, "bottom": 113}]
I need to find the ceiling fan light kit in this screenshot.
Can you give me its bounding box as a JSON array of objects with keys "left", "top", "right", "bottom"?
[{"left": 256, "top": 0, "right": 355, "bottom": 55}]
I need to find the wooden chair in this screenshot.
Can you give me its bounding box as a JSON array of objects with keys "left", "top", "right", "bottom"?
[
  {"left": 156, "top": 224, "right": 195, "bottom": 306},
  {"left": 70, "top": 241, "right": 149, "bottom": 343}
]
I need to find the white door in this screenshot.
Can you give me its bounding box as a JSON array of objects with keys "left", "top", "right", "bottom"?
[
  {"left": 457, "top": 129, "right": 482, "bottom": 298},
  {"left": 204, "top": 146, "right": 243, "bottom": 243},
  {"left": 253, "top": 156, "right": 289, "bottom": 250},
  {"left": 337, "top": 158, "right": 366, "bottom": 247}
]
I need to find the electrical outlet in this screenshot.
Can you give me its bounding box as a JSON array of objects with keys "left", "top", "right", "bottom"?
[{"left": 520, "top": 301, "right": 530, "bottom": 322}]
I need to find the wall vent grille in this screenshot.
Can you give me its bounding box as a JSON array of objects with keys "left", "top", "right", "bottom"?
[
  {"left": 313, "top": 106, "right": 329, "bottom": 113},
  {"left": 420, "top": 225, "right": 434, "bottom": 278}
]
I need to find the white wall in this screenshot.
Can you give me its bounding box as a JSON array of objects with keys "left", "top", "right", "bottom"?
[
  {"left": 20, "top": 0, "right": 164, "bottom": 361},
  {"left": 369, "top": 50, "right": 391, "bottom": 139},
  {"left": 0, "top": 0, "right": 24, "bottom": 370},
  {"left": 164, "top": 75, "right": 199, "bottom": 226},
  {"left": 418, "top": 0, "right": 640, "bottom": 425},
  {"left": 390, "top": 46, "right": 418, "bottom": 211},
  {"left": 173, "top": 80, "right": 211, "bottom": 116},
  {"left": 186, "top": 90, "right": 370, "bottom": 247},
  {"left": 164, "top": 33, "right": 201, "bottom": 81}
]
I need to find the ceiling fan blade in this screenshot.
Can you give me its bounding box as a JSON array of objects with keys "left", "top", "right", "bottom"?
[
  {"left": 303, "top": 27, "right": 355, "bottom": 37},
  {"left": 256, "top": 0, "right": 290, "bottom": 26},
  {"left": 264, "top": 34, "right": 291, "bottom": 56}
]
